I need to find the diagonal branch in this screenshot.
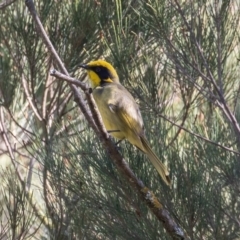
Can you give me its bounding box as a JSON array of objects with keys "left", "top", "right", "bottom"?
[
  {"left": 0, "top": 107, "right": 52, "bottom": 230},
  {"left": 172, "top": 0, "right": 240, "bottom": 147},
  {"left": 21, "top": 75, "right": 43, "bottom": 121},
  {"left": 25, "top": 0, "right": 187, "bottom": 239},
  {"left": 0, "top": 0, "right": 17, "bottom": 9}
]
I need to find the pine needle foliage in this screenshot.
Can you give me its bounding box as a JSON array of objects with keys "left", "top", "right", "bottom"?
[{"left": 0, "top": 0, "right": 240, "bottom": 239}]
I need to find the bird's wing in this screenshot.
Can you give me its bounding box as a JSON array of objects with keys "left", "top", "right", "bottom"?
[
  {"left": 109, "top": 102, "right": 171, "bottom": 186},
  {"left": 109, "top": 95, "right": 143, "bottom": 130},
  {"left": 108, "top": 101, "right": 145, "bottom": 150}
]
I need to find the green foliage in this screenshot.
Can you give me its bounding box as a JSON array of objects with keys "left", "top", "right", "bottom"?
[
  {"left": 0, "top": 0, "right": 240, "bottom": 239},
  {"left": 0, "top": 53, "right": 17, "bottom": 107}
]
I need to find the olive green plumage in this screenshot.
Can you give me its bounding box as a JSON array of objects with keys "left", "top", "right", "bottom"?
[{"left": 79, "top": 60, "right": 171, "bottom": 186}]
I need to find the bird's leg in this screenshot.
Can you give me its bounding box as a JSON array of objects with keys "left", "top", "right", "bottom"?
[
  {"left": 107, "top": 129, "right": 120, "bottom": 133},
  {"left": 115, "top": 139, "right": 123, "bottom": 146},
  {"left": 114, "top": 139, "right": 124, "bottom": 151},
  {"left": 107, "top": 129, "right": 123, "bottom": 149}
]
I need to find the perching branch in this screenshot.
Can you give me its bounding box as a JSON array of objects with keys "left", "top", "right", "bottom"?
[{"left": 25, "top": 0, "right": 187, "bottom": 239}]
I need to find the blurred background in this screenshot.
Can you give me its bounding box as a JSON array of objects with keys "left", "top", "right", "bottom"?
[{"left": 0, "top": 0, "right": 240, "bottom": 239}]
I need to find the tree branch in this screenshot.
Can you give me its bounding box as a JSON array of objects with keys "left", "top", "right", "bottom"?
[
  {"left": 173, "top": 0, "right": 240, "bottom": 147},
  {"left": 0, "top": 107, "right": 52, "bottom": 230},
  {"left": 25, "top": 0, "right": 187, "bottom": 239},
  {"left": 0, "top": 0, "right": 17, "bottom": 9}
]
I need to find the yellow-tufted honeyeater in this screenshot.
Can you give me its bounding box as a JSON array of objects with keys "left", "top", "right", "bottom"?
[{"left": 79, "top": 60, "right": 171, "bottom": 186}]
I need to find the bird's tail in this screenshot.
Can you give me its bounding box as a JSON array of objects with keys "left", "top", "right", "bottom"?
[{"left": 140, "top": 136, "right": 171, "bottom": 187}]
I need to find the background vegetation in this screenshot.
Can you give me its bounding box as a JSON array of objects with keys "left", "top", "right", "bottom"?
[{"left": 0, "top": 0, "right": 240, "bottom": 239}]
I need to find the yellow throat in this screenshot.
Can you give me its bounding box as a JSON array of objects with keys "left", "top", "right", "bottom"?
[{"left": 79, "top": 60, "right": 119, "bottom": 88}]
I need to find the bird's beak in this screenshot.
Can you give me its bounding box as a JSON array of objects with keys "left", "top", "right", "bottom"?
[{"left": 79, "top": 64, "right": 89, "bottom": 70}]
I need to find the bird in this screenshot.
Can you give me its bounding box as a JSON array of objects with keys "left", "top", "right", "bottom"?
[{"left": 79, "top": 60, "right": 171, "bottom": 186}]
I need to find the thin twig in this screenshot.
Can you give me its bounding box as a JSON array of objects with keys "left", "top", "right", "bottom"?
[
  {"left": 0, "top": 107, "right": 52, "bottom": 229},
  {"left": 0, "top": 0, "right": 17, "bottom": 9},
  {"left": 21, "top": 75, "right": 43, "bottom": 122},
  {"left": 26, "top": 157, "right": 35, "bottom": 192},
  {"left": 0, "top": 108, "right": 19, "bottom": 173},
  {"left": 50, "top": 69, "right": 88, "bottom": 90},
  {"left": 173, "top": 0, "right": 240, "bottom": 144},
  {"left": 159, "top": 113, "right": 240, "bottom": 155},
  {"left": 42, "top": 59, "right": 53, "bottom": 119},
  {"left": 25, "top": 1, "right": 98, "bottom": 132}
]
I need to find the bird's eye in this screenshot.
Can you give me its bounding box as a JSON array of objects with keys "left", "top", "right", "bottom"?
[{"left": 95, "top": 67, "right": 101, "bottom": 72}]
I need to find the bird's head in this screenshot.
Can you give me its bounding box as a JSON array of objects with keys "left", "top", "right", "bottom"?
[{"left": 79, "top": 60, "right": 119, "bottom": 88}]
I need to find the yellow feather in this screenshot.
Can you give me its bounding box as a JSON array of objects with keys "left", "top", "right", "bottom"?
[
  {"left": 87, "top": 71, "right": 101, "bottom": 88},
  {"left": 80, "top": 60, "right": 171, "bottom": 187}
]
